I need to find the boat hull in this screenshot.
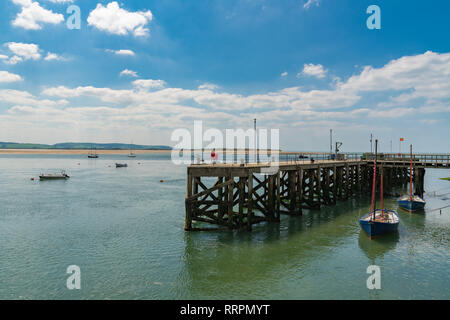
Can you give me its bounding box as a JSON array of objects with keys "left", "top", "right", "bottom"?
[
  {"left": 39, "top": 176, "right": 69, "bottom": 181},
  {"left": 397, "top": 198, "right": 425, "bottom": 212},
  {"left": 359, "top": 211, "right": 399, "bottom": 238}
]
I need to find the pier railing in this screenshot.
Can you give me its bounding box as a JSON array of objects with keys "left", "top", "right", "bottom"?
[
  {"left": 183, "top": 149, "right": 450, "bottom": 166},
  {"left": 188, "top": 150, "right": 364, "bottom": 165},
  {"left": 370, "top": 153, "right": 450, "bottom": 164}
]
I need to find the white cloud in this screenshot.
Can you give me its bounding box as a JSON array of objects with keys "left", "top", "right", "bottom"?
[
  {"left": 12, "top": 0, "right": 65, "bottom": 30},
  {"left": 120, "top": 69, "right": 138, "bottom": 77},
  {"left": 133, "top": 79, "right": 166, "bottom": 90},
  {"left": 44, "top": 52, "right": 65, "bottom": 61},
  {"left": 87, "top": 2, "right": 153, "bottom": 37},
  {"left": 281, "top": 72, "right": 288, "bottom": 77},
  {"left": 303, "top": 0, "right": 320, "bottom": 9},
  {"left": 6, "top": 42, "right": 41, "bottom": 60},
  {"left": 0, "top": 89, "right": 67, "bottom": 107},
  {"left": 3, "top": 42, "right": 65, "bottom": 64},
  {"left": 299, "top": 63, "right": 327, "bottom": 79},
  {"left": 198, "top": 83, "right": 219, "bottom": 90},
  {"left": 106, "top": 49, "right": 136, "bottom": 56},
  {"left": 0, "top": 55, "right": 8, "bottom": 60},
  {"left": 5, "top": 56, "right": 24, "bottom": 65},
  {"left": 0, "top": 71, "right": 23, "bottom": 83}
]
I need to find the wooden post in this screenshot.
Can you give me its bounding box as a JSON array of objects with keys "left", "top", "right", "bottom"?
[
  {"left": 247, "top": 172, "right": 253, "bottom": 231},
  {"left": 345, "top": 163, "right": 350, "bottom": 199},
  {"left": 228, "top": 175, "right": 234, "bottom": 230},
  {"left": 238, "top": 177, "right": 245, "bottom": 228},
  {"left": 297, "top": 168, "right": 303, "bottom": 214},
  {"left": 356, "top": 164, "right": 361, "bottom": 195},
  {"left": 317, "top": 166, "right": 322, "bottom": 207},
  {"left": 218, "top": 177, "right": 224, "bottom": 220},
  {"left": 276, "top": 170, "right": 281, "bottom": 218},
  {"left": 184, "top": 173, "right": 193, "bottom": 231},
  {"left": 289, "top": 171, "right": 298, "bottom": 214},
  {"left": 333, "top": 165, "right": 337, "bottom": 203},
  {"left": 309, "top": 170, "right": 315, "bottom": 205}
]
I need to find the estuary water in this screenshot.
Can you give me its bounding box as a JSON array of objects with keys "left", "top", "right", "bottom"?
[{"left": 0, "top": 153, "right": 449, "bottom": 300}]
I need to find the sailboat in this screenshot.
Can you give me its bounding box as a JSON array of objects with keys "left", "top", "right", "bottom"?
[
  {"left": 397, "top": 145, "right": 426, "bottom": 212},
  {"left": 88, "top": 146, "right": 99, "bottom": 158},
  {"left": 359, "top": 139, "right": 400, "bottom": 239},
  {"left": 128, "top": 142, "right": 136, "bottom": 158}
]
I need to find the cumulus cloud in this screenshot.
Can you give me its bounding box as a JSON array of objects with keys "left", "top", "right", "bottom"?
[
  {"left": 281, "top": 72, "right": 288, "bottom": 77},
  {"left": 87, "top": 2, "right": 153, "bottom": 37},
  {"left": 133, "top": 79, "right": 166, "bottom": 90},
  {"left": 120, "top": 69, "right": 138, "bottom": 77},
  {"left": 6, "top": 42, "right": 41, "bottom": 60},
  {"left": 2, "top": 42, "right": 65, "bottom": 64},
  {"left": 0, "top": 71, "right": 23, "bottom": 83},
  {"left": 198, "top": 83, "right": 219, "bottom": 90},
  {"left": 106, "top": 49, "right": 136, "bottom": 56},
  {"left": 44, "top": 52, "right": 65, "bottom": 61},
  {"left": 12, "top": 0, "right": 65, "bottom": 30},
  {"left": 299, "top": 63, "right": 327, "bottom": 79}
]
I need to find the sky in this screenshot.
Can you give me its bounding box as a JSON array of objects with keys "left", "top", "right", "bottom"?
[{"left": 0, "top": 0, "right": 449, "bottom": 152}]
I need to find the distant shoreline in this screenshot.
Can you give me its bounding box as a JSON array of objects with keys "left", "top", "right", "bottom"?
[{"left": 0, "top": 149, "right": 173, "bottom": 155}]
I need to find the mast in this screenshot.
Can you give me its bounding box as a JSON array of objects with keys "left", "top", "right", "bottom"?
[
  {"left": 371, "top": 140, "right": 378, "bottom": 220},
  {"left": 410, "top": 144, "right": 413, "bottom": 200},
  {"left": 380, "top": 165, "right": 384, "bottom": 217}
]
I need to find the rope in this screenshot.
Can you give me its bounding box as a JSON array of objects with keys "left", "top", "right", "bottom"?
[{"left": 427, "top": 205, "right": 450, "bottom": 213}]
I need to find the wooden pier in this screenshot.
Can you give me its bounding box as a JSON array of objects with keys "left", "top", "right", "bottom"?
[{"left": 185, "top": 154, "right": 450, "bottom": 231}]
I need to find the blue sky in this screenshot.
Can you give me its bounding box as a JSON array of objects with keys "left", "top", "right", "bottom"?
[{"left": 0, "top": 0, "right": 449, "bottom": 152}]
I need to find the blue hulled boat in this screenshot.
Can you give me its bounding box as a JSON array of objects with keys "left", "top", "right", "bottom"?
[
  {"left": 397, "top": 145, "right": 426, "bottom": 212},
  {"left": 359, "top": 209, "right": 400, "bottom": 238},
  {"left": 397, "top": 195, "right": 426, "bottom": 212},
  {"left": 359, "top": 139, "right": 400, "bottom": 239}
]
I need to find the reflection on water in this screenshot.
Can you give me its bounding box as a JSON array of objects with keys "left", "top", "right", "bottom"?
[{"left": 358, "top": 231, "right": 399, "bottom": 262}]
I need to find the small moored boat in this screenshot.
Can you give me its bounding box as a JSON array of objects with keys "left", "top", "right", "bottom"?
[
  {"left": 39, "top": 170, "right": 70, "bottom": 181},
  {"left": 397, "top": 145, "right": 426, "bottom": 212},
  {"left": 398, "top": 194, "right": 426, "bottom": 212},
  {"left": 359, "top": 209, "right": 400, "bottom": 238},
  {"left": 116, "top": 163, "right": 128, "bottom": 168},
  {"left": 88, "top": 146, "right": 99, "bottom": 158},
  {"left": 359, "top": 139, "right": 399, "bottom": 239}
]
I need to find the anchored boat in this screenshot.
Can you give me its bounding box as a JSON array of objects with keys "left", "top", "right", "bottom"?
[
  {"left": 128, "top": 143, "right": 136, "bottom": 158},
  {"left": 116, "top": 163, "right": 128, "bottom": 168},
  {"left": 39, "top": 170, "right": 70, "bottom": 181},
  {"left": 397, "top": 145, "right": 426, "bottom": 212},
  {"left": 359, "top": 139, "right": 400, "bottom": 239},
  {"left": 88, "top": 146, "right": 99, "bottom": 158}
]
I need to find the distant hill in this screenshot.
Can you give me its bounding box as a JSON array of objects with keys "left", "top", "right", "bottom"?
[{"left": 0, "top": 142, "right": 172, "bottom": 150}]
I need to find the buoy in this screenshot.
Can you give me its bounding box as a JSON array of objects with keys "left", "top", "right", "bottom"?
[{"left": 160, "top": 180, "right": 164, "bottom": 183}]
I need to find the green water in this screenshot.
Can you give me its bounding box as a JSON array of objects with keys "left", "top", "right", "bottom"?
[{"left": 0, "top": 154, "right": 449, "bottom": 300}]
